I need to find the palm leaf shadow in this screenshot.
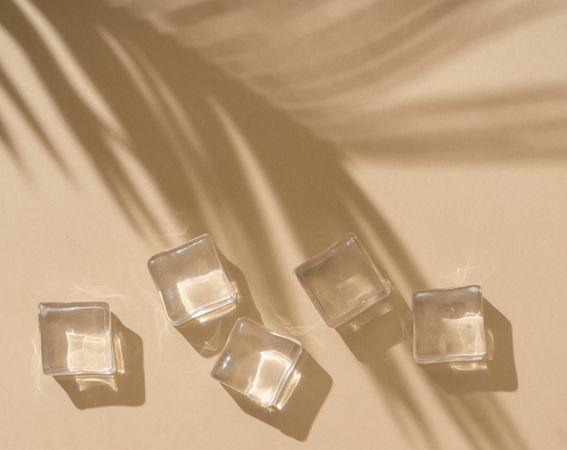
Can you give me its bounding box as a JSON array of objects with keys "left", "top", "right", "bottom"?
[{"left": 1, "top": 0, "right": 535, "bottom": 447}]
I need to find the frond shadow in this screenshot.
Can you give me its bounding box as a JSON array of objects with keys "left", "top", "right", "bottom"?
[{"left": 1, "top": 0, "right": 548, "bottom": 446}]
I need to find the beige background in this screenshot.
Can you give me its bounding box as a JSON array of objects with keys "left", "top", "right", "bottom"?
[{"left": 1, "top": 0, "right": 567, "bottom": 449}]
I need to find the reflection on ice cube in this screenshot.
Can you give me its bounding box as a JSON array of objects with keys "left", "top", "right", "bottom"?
[
  {"left": 66, "top": 330, "right": 111, "bottom": 373},
  {"left": 441, "top": 314, "right": 485, "bottom": 355},
  {"left": 176, "top": 269, "right": 234, "bottom": 314},
  {"left": 247, "top": 350, "right": 295, "bottom": 408}
]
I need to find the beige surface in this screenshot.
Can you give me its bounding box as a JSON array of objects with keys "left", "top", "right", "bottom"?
[{"left": 1, "top": 0, "right": 567, "bottom": 448}]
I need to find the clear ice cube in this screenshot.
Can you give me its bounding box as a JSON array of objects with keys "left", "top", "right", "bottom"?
[
  {"left": 294, "top": 233, "right": 391, "bottom": 328},
  {"left": 38, "top": 302, "right": 115, "bottom": 376},
  {"left": 148, "top": 234, "right": 237, "bottom": 326},
  {"left": 412, "top": 285, "right": 486, "bottom": 364},
  {"left": 211, "top": 318, "right": 303, "bottom": 410}
]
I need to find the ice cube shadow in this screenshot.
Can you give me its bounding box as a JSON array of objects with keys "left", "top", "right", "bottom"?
[{"left": 337, "top": 289, "right": 411, "bottom": 363}]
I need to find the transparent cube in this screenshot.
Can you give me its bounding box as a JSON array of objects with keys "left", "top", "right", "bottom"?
[
  {"left": 147, "top": 234, "right": 237, "bottom": 326},
  {"left": 38, "top": 302, "right": 115, "bottom": 376},
  {"left": 412, "top": 285, "right": 486, "bottom": 364},
  {"left": 211, "top": 318, "right": 303, "bottom": 410},
  {"left": 294, "top": 233, "right": 391, "bottom": 328}
]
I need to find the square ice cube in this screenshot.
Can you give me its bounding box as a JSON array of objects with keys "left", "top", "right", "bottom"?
[
  {"left": 412, "top": 285, "right": 486, "bottom": 364},
  {"left": 147, "top": 234, "right": 237, "bottom": 326},
  {"left": 211, "top": 318, "right": 303, "bottom": 410},
  {"left": 294, "top": 233, "right": 391, "bottom": 328},
  {"left": 38, "top": 302, "right": 115, "bottom": 376}
]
